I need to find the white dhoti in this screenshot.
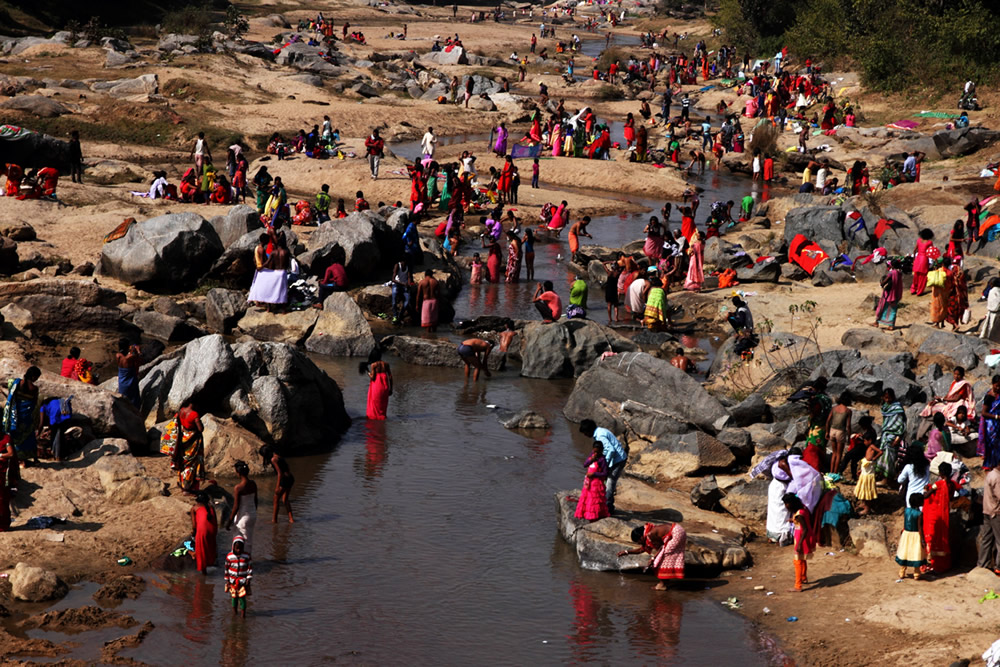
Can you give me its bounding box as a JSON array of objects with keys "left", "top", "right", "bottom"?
[{"left": 248, "top": 269, "right": 289, "bottom": 304}]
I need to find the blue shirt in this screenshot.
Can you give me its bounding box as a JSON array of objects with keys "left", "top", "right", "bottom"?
[
  {"left": 902, "top": 155, "right": 916, "bottom": 177},
  {"left": 594, "top": 427, "right": 626, "bottom": 466}
]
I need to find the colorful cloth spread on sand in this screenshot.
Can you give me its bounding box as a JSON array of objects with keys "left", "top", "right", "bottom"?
[
  {"left": 511, "top": 144, "right": 542, "bottom": 159},
  {"left": 887, "top": 119, "right": 919, "bottom": 130}
]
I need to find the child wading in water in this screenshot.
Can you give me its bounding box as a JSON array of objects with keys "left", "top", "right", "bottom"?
[
  {"left": 854, "top": 430, "right": 882, "bottom": 516},
  {"left": 784, "top": 493, "right": 815, "bottom": 591},
  {"left": 896, "top": 493, "right": 926, "bottom": 580},
  {"left": 225, "top": 536, "right": 253, "bottom": 618}
]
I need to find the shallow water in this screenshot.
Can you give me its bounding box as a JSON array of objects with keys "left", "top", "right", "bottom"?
[{"left": 11, "top": 358, "right": 780, "bottom": 666}]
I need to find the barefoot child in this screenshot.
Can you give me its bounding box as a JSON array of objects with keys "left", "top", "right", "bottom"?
[
  {"left": 224, "top": 537, "right": 253, "bottom": 618},
  {"left": 470, "top": 253, "right": 483, "bottom": 284},
  {"left": 854, "top": 430, "right": 882, "bottom": 516},
  {"left": 783, "top": 493, "right": 814, "bottom": 591},
  {"left": 896, "top": 494, "right": 926, "bottom": 580}
]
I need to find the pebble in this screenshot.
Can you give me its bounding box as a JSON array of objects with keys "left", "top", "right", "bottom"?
[
  {"left": 787, "top": 616, "right": 798, "bottom": 622},
  {"left": 753, "top": 585, "right": 765, "bottom": 591}
]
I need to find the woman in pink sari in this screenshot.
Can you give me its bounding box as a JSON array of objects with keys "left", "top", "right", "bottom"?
[
  {"left": 551, "top": 123, "right": 563, "bottom": 157},
  {"left": 920, "top": 366, "right": 974, "bottom": 422},
  {"left": 365, "top": 350, "right": 392, "bottom": 420},
  {"left": 548, "top": 200, "right": 568, "bottom": 233},
  {"left": 911, "top": 229, "right": 934, "bottom": 295},
  {"left": 683, "top": 230, "right": 704, "bottom": 291}
]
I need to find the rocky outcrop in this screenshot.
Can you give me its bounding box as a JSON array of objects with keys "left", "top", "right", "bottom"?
[
  {"left": 0, "top": 280, "right": 125, "bottom": 333},
  {"left": 208, "top": 205, "right": 263, "bottom": 248},
  {"left": 628, "top": 430, "right": 737, "bottom": 480},
  {"left": 138, "top": 335, "right": 350, "bottom": 452},
  {"left": 304, "top": 293, "right": 376, "bottom": 357},
  {"left": 385, "top": 335, "right": 503, "bottom": 370},
  {"left": 236, "top": 309, "right": 319, "bottom": 347},
  {"left": 10, "top": 563, "right": 68, "bottom": 602},
  {"left": 555, "top": 477, "right": 750, "bottom": 574},
  {"left": 0, "top": 95, "right": 70, "bottom": 117},
  {"left": 719, "top": 478, "right": 770, "bottom": 524},
  {"left": 520, "top": 320, "right": 638, "bottom": 379},
  {"left": 308, "top": 212, "right": 384, "bottom": 280},
  {"left": 848, "top": 518, "right": 889, "bottom": 558},
  {"left": 0, "top": 359, "right": 147, "bottom": 448},
  {"left": 100, "top": 213, "right": 224, "bottom": 290},
  {"left": 92, "top": 455, "right": 165, "bottom": 504},
  {"left": 201, "top": 415, "right": 268, "bottom": 476},
  {"left": 565, "top": 352, "right": 729, "bottom": 433},
  {"left": 497, "top": 409, "right": 550, "bottom": 430},
  {"left": 205, "top": 288, "right": 247, "bottom": 334}
]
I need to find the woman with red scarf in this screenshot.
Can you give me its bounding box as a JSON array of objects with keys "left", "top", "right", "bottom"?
[{"left": 922, "top": 462, "right": 955, "bottom": 574}]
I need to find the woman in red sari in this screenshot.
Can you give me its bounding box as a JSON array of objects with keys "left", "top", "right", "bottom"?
[
  {"left": 190, "top": 492, "right": 218, "bottom": 574},
  {"left": 623, "top": 113, "right": 636, "bottom": 148},
  {"left": 0, "top": 435, "right": 16, "bottom": 531},
  {"left": 922, "top": 462, "right": 954, "bottom": 574},
  {"left": 365, "top": 350, "right": 392, "bottom": 420}
]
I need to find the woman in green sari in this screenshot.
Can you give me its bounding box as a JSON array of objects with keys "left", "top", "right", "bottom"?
[
  {"left": 875, "top": 388, "right": 907, "bottom": 479},
  {"left": 438, "top": 167, "right": 453, "bottom": 212}
]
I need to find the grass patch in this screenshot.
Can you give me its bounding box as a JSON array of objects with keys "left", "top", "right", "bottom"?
[{"left": 594, "top": 84, "right": 623, "bottom": 101}]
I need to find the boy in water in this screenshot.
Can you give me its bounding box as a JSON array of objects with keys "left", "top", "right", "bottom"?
[{"left": 224, "top": 537, "right": 252, "bottom": 618}]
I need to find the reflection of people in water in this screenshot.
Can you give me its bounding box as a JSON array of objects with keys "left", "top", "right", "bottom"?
[
  {"left": 220, "top": 607, "right": 252, "bottom": 667},
  {"left": 362, "top": 419, "right": 388, "bottom": 481},
  {"left": 568, "top": 579, "right": 612, "bottom": 662},
  {"left": 631, "top": 595, "right": 683, "bottom": 662}
]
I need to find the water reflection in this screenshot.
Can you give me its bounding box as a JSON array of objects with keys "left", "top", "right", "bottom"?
[
  {"left": 630, "top": 595, "right": 683, "bottom": 662},
  {"left": 361, "top": 419, "right": 388, "bottom": 482},
  {"left": 220, "top": 615, "right": 251, "bottom": 667}
]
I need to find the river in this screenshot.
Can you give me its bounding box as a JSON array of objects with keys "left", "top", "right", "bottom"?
[{"left": 18, "top": 358, "right": 781, "bottom": 665}]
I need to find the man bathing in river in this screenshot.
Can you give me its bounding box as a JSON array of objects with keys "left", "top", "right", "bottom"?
[{"left": 458, "top": 338, "right": 494, "bottom": 381}]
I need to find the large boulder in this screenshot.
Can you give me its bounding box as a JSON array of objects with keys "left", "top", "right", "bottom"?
[
  {"left": 0, "top": 95, "right": 70, "bottom": 117},
  {"left": 917, "top": 329, "right": 989, "bottom": 370},
  {"left": 628, "top": 431, "right": 736, "bottom": 480},
  {"left": 419, "top": 46, "right": 469, "bottom": 66},
  {"left": 932, "top": 126, "right": 1000, "bottom": 159},
  {"left": 385, "top": 335, "right": 501, "bottom": 371},
  {"left": 783, "top": 205, "right": 845, "bottom": 246},
  {"left": 9, "top": 563, "right": 68, "bottom": 602},
  {"left": 519, "top": 320, "right": 638, "bottom": 379},
  {"left": 0, "top": 359, "right": 146, "bottom": 447},
  {"left": 99, "top": 213, "right": 224, "bottom": 290},
  {"left": 308, "top": 213, "right": 382, "bottom": 280},
  {"left": 236, "top": 308, "right": 319, "bottom": 346},
  {"left": 718, "top": 477, "right": 769, "bottom": 524},
  {"left": 139, "top": 336, "right": 350, "bottom": 451},
  {"left": 0, "top": 279, "right": 125, "bottom": 333},
  {"left": 208, "top": 205, "right": 263, "bottom": 248},
  {"left": 201, "top": 415, "right": 269, "bottom": 476},
  {"left": 304, "top": 293, "right": 376, "bottom": 357},
  {"left": 205, "top": 288, "right": 247, "bottom": 334},
  {"left": 92, "top": 454, "right": 165, "bottom": 504},
  {"left": 0, "top": 126, "right": 72, "bottom": 170},
  {"left": 565, "top": 352, "right": 729, "bottom": 433}
]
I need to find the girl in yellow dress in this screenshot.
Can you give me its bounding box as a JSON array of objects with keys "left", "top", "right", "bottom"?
[{"left": 854, "top": 430, "right": 881, "bottom": 516}]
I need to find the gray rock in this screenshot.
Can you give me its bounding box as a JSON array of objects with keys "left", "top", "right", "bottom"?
[
  {"left": 918, "top": 329, "right": 988, "bottom": 370},
  {"left": 0, "top": 220, "right": 35, "bottom": 242},
  {"left": 520, "top": 320, "right": 637, "bottom": 379},
  {"left": 99, "top": 212, "right": 223, "bottom": 290},
  {"left": 631, "top": 431, "right": 736, "bottom": 480},
  {"left": 92, "top": 454, "right": 165, "bottom": 504},
  {"left": 287, "top": 73, "right": 323, "bottom": 87},
  {"left": 716, "top": 427, "right": 753, "bottom": 460},
  {"left": 297, "top": 242, "right": 345, "bottom": 277},
  {"left": 467, "top": 95, "right": 497, "bottom": 112},
  {"left": 0, "top": 279, "right": 124, "bottom": 333},
  {"left": 932, "top": 126, "right": 1000, "bottom": 159},
  {"left": 0, "top": 95, "right": 70, "bottom": 117},
  {"left": 848, "top": 518, "right": 889, "bottom": 558},
  {"left": 309, "top": 213, "right": 382, "bottom": 280},
  {"left": 132, "top": 310, "right": 196, "bottom": 342},
  {"left": 208, "top": 205, "right": 263, "bottom": 248},
  {"left": 351, "top": 82, "right": 379, "bottom": 98},
  {"left": 104, "top": 49, "right": 136, "bottom": 67},
  {"left": 736, "top": 260, "right": 780, "bottom": 283},
  {"left": 163, "top": 334, "right": 241, "bottom": 414},
  {"left": 784, "top": 205, "right": 845, "bottom": 246},
  {"left": 201, "top": 415, "right": 268, "bottom": 476},
  {"left": 811, "top": 270, "right": 833, "bottom": 287},
  {"left": 236, "top": 308, "right": 319, "bottom": 346},
  {"left": 499, "top": 409, "right": 550, "bottom": 430},
  {"left": 157, "top": 33, "right": 198, "bottom": 52},
  {"left": 10, "top": 563, "right": 68, "bottom": 602},
  {"left": 691, "top": 475, "right": 723, "bottom": 510},
  {"left": 205, "top": 288, "right": 247, "bottom": 334},
  {"left": 304, "top": 292, "right": 376, "bottom": 357},
  {"left": 386, "top": 335, "right": 502, "bottom": 371},
  {"left": 420, "top": 46, "right": 469, "bottom": 66},
  {"left": 846, "top": 374, "right": 883, "bottom": 402},
  {"left": 719, "top": 478, "right": 769, "bottom": 523},
  {"left": 729, "top": 393, "right": 773, "bottom": 426},
  {"left": 565, "top": 352, "right": 729, "bottom": 433}
]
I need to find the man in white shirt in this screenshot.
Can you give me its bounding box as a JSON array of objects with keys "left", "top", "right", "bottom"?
[
  {"left": 421, "top": 127, "right": 437, "bottom": 160},
  {"left": 815, "top": 159, "right": 828, "bottom": 190},
  {"left": 190, "top": 132, "right": 211, "bottom": 172}
]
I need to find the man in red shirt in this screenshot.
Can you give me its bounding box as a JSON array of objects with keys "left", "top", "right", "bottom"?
[
  {"left": 319, "top": 262, "right": 348, "bottom": 303},
  {"left": 364, "top": 129, "right": 384, "bottom": 180},
  {"left": 533, "top": 280, "right": 562, "bottom": 322}
]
